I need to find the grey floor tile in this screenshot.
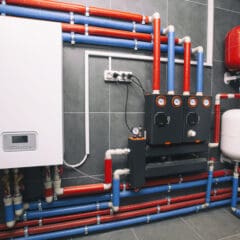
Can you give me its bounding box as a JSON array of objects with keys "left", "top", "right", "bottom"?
[
  {"left": 182, "top": 208, "right": 240, "bottom": 240},
  {"left": 133, "top": 217, "right": 202, "bottom": 240},
  {"left": 72, "top": 228, "right": 137, "bottom": 240}
]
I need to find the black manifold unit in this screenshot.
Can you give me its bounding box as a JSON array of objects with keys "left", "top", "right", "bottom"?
[{"left": 128, "top": 94, "right": 212, "bottom": 189}]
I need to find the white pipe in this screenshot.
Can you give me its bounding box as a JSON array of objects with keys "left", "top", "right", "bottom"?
[
  {"left": 206, "top": 0, "right": 214, "bottom": 67},
  {"left": 113, "top": 169, "right": 130, "bottom": 180},
  {"left": 224, "top": 72, "right": 240, "bottom": 85},
  {"left": 178, "top": 36, "right": 191, "bottom": 44},
  {"left": 105, "top": 148, "right": 130, "bottom": 159}
]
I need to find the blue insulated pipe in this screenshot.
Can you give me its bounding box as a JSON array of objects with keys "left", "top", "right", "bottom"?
[
  {"left": 0, "top": 4, "right": 153, "bottom": 33},
  {"left": 206, "top": 164, "right": 214, "bottom": 204},
  {"left": 14, "top": 198, "right": 240, "bottom": 240},
  {"left": 112, "top": 176, "right": 232, "bottom": 212},
  {"left": 196, "top": 50, "right": 204, "bottom": 94},
  {"left": 231, "top": 169, "right": 240, "bottom": 217},
  {"left": 62, "top": 32, "right": 185, "bottom": 53},
  {"left": 167, "top": 30, "right": 175, "bottom": 93}
]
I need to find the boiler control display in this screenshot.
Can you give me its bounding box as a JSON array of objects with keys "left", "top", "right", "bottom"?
[{"left": 2, "top": 132, "right": 37, "bottom": 152}]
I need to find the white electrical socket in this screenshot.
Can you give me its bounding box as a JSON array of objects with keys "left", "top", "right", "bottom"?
[{"left": 104, "top": 70, "right": 133, "bottom": 83}]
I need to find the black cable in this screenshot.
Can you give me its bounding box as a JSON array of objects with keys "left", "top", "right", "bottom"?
[
  {"left": 124, "top": 84, "right": 131, "bottom": 132},
  {"left": 132, "top": 75, "right": 146, "bottom": 94}
]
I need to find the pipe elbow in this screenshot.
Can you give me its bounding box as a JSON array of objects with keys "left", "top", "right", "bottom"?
[
  {"left": 113, "top": 168, "right": 130, "bottom": 180},
  {"left": 192, "top": 46, "right": 204, "bottom": 54},
  {"left": 6, "top": 220, "right": 16, "bottom": 228},
  {"left": 55, "top": 187, "right": 64, "bottom": 196},
  {"left": 105, "top": 148, "right": 130, "bottom": 159},
  {"left": 231, "top": 206, "right": 236, "bottom": 212},
  {"left": 179, "top": 36, "right": 191, "bottom": 44},
  {"left": 103, "top": 183, "right": 112, "bottom": 190},
  {"left": 112, "top": 206, "right": 119, "bottom": 212},
  {"left": 162, "top": 25, "right": 175, "bottom": 34},
  {"left": 152, "top": 12, "right": 160, "bottom": 20},
  {"left": 215, "top": 94, "right": 221, "bottom": 104}
]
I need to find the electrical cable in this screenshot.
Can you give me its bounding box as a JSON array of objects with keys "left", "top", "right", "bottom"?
[{"left": 124, "top": 75, "right": 145, "bottom": 132}]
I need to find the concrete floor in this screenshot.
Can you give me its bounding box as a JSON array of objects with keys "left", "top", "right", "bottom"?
[{"left": 70, "top": 207, "right": 240, "bottom": 240}]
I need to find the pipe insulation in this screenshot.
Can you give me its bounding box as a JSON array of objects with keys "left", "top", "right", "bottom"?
[
  {"left": 0, "top": 192, "right": 234, "bottom": 239},
  {"left": 6, "top": 0, "right": 150, "bottom": 23},
  {"left": 13, "top": 198, "right": 240, "bottom": 240},
  {"left": 0, "top": 4, "right": 153, "bottom": 33},
  {"left": 22, "top": 169, "right": 232, "bottom": 211},
  {"left": 0, "top": 188, "right": 232, "bottom": 233}
]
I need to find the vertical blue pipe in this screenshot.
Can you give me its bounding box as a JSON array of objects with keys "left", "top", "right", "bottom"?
[
  {"left": 231, "top": 174, "right": 239, "bottom": 209},
  {"left": 4, "top": 196, "right": 15, "bottom": 228},
  {"left": 196, "top": 51, "right": 204, "bottom": 94},
  {"left": 206, "top": 166, "right": 213, "bottom": 204},
  {"left": 112, "top": 178, "right": 120, "bottom": 211},
  {"left": 167, "top": 30, "right": 175, "bottom": 93}
]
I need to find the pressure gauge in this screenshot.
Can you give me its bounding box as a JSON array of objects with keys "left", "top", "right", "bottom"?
[
  {"left": 202, "top": 97, "right": 211, "bottom": 108},
  {"left": 156, "top": 96, "right": 166, "bottom": 107},
  {"left": 188, "top": 97, "right": 198, "bottom": 108},
  {"left": 132, "top": 127, "right": 140, "bottom": 136},
  {"left": 172, "top": 96, "right": 182, "bottom": 108}
]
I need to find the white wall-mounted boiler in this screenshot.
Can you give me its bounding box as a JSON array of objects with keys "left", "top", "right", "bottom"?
[{"left": 0, "top": 16, "right": 63, "bottom": 169}]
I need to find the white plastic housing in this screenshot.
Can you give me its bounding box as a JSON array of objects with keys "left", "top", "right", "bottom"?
[
  {"left": 221, "top": 109, "right": 240, "bottom": 160},
  {"left": 0, "top": 17, "right": 63, "bottom": 169}
]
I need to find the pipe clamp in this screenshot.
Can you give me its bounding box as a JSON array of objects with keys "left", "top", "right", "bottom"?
[
  {"left": 85, "top": 6, "right": 89, "bottom": 16},
  {"left": 38, "top": 218, "right": 43, "bottom": 226},
  {"left": 146, "top": 215, "right": 150, "bottom": 223},
  {"left": 142, "top": 15, "right": 146, "bottom": 24},
  {"left": 69, "top": 12, "right": 74, "bottom": 24},
  {"left": 84, "top": 226, "right": 88, "bottom": 235},
  {"left": 132, "top": 22, "right": 136, "bottom": 32},
  {"left": 97, "top": 215, "right": 101, "bottom": 224},
  {"left": 24, "top": 226, "right": 29, "bottom": 238},
  {"left": 134, "top": 39, "right": 138, "bottom": 50},
  {"left": 38, "top": 200, "right": 42, "bottom": 211},
  {"left": 85, "top": 24, "right": 89, "bottom": 36},
  {"left": 71, "top": 32, "right": 75, "bottom": 45}
]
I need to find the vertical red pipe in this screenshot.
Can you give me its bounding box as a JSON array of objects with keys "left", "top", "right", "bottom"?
[
  {"left": 183, "top": 40, "right": 191, "bottom": 94},
  {"left": 152, "top": 13, "right": 161, "bottom": 93},
  {"left": 104, "top": 158, "right": 112, "bottom": 184},
  {"left": 214, "top": 104, "right": 221, "bottom": 143}
]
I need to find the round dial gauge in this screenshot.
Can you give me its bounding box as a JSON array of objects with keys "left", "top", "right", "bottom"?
[
  {"left": 156, "top": 96, "right": 166, "bottom": 107},
  {"left": 172, "top": 96, "right": 182, "bottom": 107},
  {"left": 188, "top": 97, "right": 198, "bottom": 107},
  {"left": 202, "top": 97, "right": 211, "bottom": 108}
]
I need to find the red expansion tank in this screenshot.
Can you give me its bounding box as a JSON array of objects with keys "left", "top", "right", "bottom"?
[{"left": 225, "top": 26, "right": 240, "bottom": 72}]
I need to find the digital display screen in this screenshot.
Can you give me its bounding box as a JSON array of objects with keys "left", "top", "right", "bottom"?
[{"left": 12, "top": 136, "right": 28, "bottom": 143}]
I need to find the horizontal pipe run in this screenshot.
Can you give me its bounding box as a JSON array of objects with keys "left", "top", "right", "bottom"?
[
  {"left": 62, "top": 183, "right": 106, "bottom": 197},
  {"left": 62, "top": 33, "right": 185, "bottom": 53},
  {"left": 24, "top": 202, "right": 110, "bottom": 220},
  {"left": 0, "top": 4, "right": 153, "bottom": 33},
  {"left": 6, "top": 0, "right": 150, "bottom": 23},
  {"left": 0, "top": 191, "right": 233, "bottom": 239},
  {"left": 119, "top": 176, "right": 232, "bottom": 199},
  {"left": 22, "top": 176, "right": 232, "bottom": 221},
  {"left": 0, "top": 187, "right": 232, "bottom": 232},
  {"left": 13, "top": 197, "right": 240, "bottom": 240},
  {"left": 21, "top": 169, "right": 232, "bottom": 212}
]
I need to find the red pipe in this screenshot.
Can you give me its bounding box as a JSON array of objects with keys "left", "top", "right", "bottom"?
[
  {"left": 60, "top": 169, "right": 232, "bottom": 197},
  {"left": 214, "top": 104, "right": 221, "bottom": 143},
  {"left": 6, "top": 0, "right": 149, "bottom": 23},
  {"left": 183, "top": 41, "right": 191, "bottom": 94},
  {"left": 104, "top": 158, "right": 112, "bottom": 184},
  {"left": 152, "top": 13, "right": 161, "bottom": 93},
  {"left": 0, "top": 191, "right": 232, "bottom": 239},
  {"left": 63, "top": 183, "right": 106, "bottom": 196},
  {"left": 0, "top": 187, "right": 231, "bottom": 234}
]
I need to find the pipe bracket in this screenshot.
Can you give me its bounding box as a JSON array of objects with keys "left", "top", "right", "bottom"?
[
  {"left": 71, "top": 32, "right": 75, "bottom": 45},
  {"left": 69, "top": 12, "right": 74, "bottom": 24}
]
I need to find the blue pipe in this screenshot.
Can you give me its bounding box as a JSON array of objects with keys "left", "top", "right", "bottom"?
[
  {"left": 206, "top": 167, "right": 214, "bottom": 204},
  {"left": 62, "top": 32, "right": 184, "bottom": 53},
  {"left": 26, "top": 194, "right": 111, "bottom": 211},
  {"left": 14, "top": 198, "right": 240, "bottom": 240},
  {"left": 24, "top": 202, "right": 110, "bottom": 220},
  {"left": 167, "top": 31, "right": 175, "bottom": 93},
  {"left": 112, "top": 178, "right": 120, "bottom": 211},
  {"left": 4, "top": 197, "right": 15, "bottom": 228},
  {"left": 113, "top": 176, "right": 232, "bottom": 211},
  {"left": 0, "top": 4, "right": 153, "bottom": 33},
  {"left": 196, "top": 51, "right": 204, "bottom": 94},
  {"left": 231, "top": 172, "right": 240, "bottom": 217}
]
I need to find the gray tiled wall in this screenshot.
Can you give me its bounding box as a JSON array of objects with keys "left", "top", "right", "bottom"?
[{"left": 1, "top": 0, "right": 240, "bottom": 206}]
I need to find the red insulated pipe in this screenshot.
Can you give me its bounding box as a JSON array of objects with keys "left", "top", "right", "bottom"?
[
  {"left": 63, "top": 183, "right": 105, "bottom": 196},
  {"left": 104, "top": 158, "right": 112, "bottom": 184},
  {"left": 152, "top": 14, "right": 161, "bottom": 93},
  {"left": 6, "top": 0, "right": 149, "bottom": 23},
  {"left": 183, "top": 41, "right": 191, "bottom": 93},
  {"left": 214, "top": 104, "right": 221, "bottom": 143},
  {"left": 0, "top": 187, "right": 231, "bottom": 235},
  {"left": 0, "top": 192, "right": 232, "bottom": 239}
]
